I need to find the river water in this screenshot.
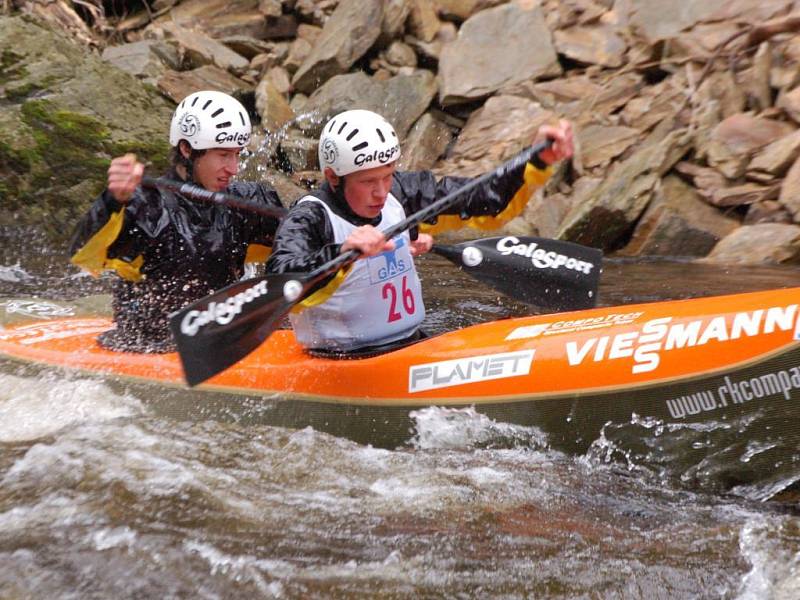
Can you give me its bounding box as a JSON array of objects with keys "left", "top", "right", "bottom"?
[{"left": 2, "top": 237, "right": 800, "bottom": 598}]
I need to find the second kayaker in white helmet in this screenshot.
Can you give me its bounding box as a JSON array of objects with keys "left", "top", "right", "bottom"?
[
  {"left": 266, "top": 109, "right": 573, "bottom": 356},
  {"left": 70, "top": 90, "right": 285, "bottom": 353}
]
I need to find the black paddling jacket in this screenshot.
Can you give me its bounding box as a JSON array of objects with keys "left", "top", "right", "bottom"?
[
  {"left": 70, "top": 170, "right": 283, "bottom": 352},
  {"left": 266, "top": 156, "right": 552, "bottom": 280}
]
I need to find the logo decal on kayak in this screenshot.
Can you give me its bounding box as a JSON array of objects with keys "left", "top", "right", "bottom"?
[
  {"left": 0, "top": 319, "right": 110, "bottom": 345},
  {"left": 506, "top": 311, "right": 643, "bottom": 340},
  {"left": 409, "top": 350, "right": 534, "bottom": 393},
  {"left": 496, "top": 236, "right": 595, "bottom": 274},
  {"left": 368, "top": 237, "right": 409, "bottom": 283},
  {"left": 1, "top": 300, "right": 75, "bottom": 320},
  {"left": 566, "top": 304, "right": 798, "bottom": 375}
]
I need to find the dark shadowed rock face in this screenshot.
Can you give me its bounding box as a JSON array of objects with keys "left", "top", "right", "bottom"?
[{"left": 0, "top": 16, "right": 173, "bottom": 242}]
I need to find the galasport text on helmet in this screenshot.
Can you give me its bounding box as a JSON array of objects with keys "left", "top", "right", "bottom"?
[
  {"left": 169, "top": 90, "right": 252, "bottom": 150},
  {"left": 318, "top": 109, "right": 401, "bottom": 176}
]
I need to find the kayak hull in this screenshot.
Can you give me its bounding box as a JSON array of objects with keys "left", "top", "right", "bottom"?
[{"left": 2, "top": 287, "right": 799, "bottom": 492}]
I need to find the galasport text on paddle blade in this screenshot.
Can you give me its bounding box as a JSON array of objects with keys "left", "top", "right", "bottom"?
[
  {"left": 168, "top": 273, "right": 302, "bottom": 386},
  {"left": 432, "top": 236, "right": 603, "bottom": 310}
]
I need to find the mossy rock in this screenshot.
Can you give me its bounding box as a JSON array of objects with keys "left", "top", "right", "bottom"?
[{"left": 0, "top": 15, "right": 174, "bottom": 243}]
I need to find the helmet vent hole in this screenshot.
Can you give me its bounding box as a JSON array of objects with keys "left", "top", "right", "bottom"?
[
  {"left": 391, "top": 130, "right": 397, "bottom": 138},
  {"left": 345, "top": 128, "right": 359, "bottom": 141},
  {"left": 376, "top": 128, "right": 385, "bottom": 143},
  {"left": 352, "top": 141, "right": 368, "bottom": 151},
  {"left": 202, "top": 100, "right": 213, "bottom": 110},
  {"left": 211, "top": 108, "right": 224, "bottom": 117},
  {"left": 191, "top": 97, "right": 199, "bottom": 107},
  {"left": 239, "top": 112, "right": 246, "bottom": 125},
  {"left": 327, "top": 120, "right": 337, "bottom": 132},
  {"left": 216, "top": 121, "right": 232, "bottom": 129},
  {"left": 337, "top": 122, "right": 348, "bottom": 134}
]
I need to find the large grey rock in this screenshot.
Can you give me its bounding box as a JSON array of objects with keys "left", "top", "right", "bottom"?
[
  {"left": 438, "top": 2, "right": 561, "bottom": 106},
  {"left": 553, "top": 25, "right": 627, "bottom": 68},
  {"left": 398, "top": 113, "right": 453, "bottom": 171},
  {"left": 578, "top": 124, "right": 640, "bottom": 170},
  {"left": 628, "top": 0, "right": 727, "bottom": 42},
  {"left": 407, "top": 0, "right": 441, "bottom": 42},
  {"left": 620, "top": 73, "right": 688, "bottom": 133},
  {"left": 435, "top": 95, "right": 554, "bottom": 177},
  {"left": 521, "top": 177, "right": 602, "bottom": 240},
  {"left": 157, "top": 65, "right": 254, "bottom": 103},
  {"left": 101, "top": 41, "right": 180, "bottom": 86},
  {"left": 255, "top": 76, "right": 295, "bottom": 132},
  {"left": 745, "top": 201, "right": 794, "bottom": 225},
  {"left": 162, "top": 0, "right": 273, "bottom": 39},
  {"left": 706, "top": 114, "right": 796, "bottom": 179},
  {"left": 0, "top": 16, "right": 173, "bottom": 241},
  {"left": 297, "top": 70, "right": 437, "bottom": 139},
  {"left": 622, "top": 176, "right": 739, "bottom": 257},
  {"left": 701, "top": 223, "right": 800, "bottom": 265},
  {"left": 280, "top": 134, "right": 319, "bottom": 172},
  {"left": 748, "top": 129, "right": 800, "bottom": 179},
  {"left": 163, "top": 24, "right": 251, "bottom": 75},
  {"left": 292, "top": 0, "right": 384, "bottom": 94},
  {"left": 557, "top": 124, "right": 693, "bottom": 249},
  {"left": 380, "top": 0, "right": 411, "bottom": 44}
]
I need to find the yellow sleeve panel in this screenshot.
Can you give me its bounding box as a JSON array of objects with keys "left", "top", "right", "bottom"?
[
  {"left": 245, "top": 243, "right": 271, "bottom": 263},
  {"left": 70, "top": 209, "right": 145, "bottom": 282},
  {"left": 291, "top": 264, "right": 353, "bottom": 313},
  {"left": 419, "top": 162, "right": 553, "bottom": 236}
]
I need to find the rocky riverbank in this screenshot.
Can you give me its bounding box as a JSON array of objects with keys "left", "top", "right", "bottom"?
[{"left": 3, "top": 0, "right": 800, "bottom": 264}]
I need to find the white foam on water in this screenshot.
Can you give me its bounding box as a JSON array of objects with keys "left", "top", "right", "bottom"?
[
  {"left": 0, "top": 263, "right": 32, "bottom": 283},
  {"left": 184, "top": 539, "right": 290, "bottom": 596},
  {"left": 91, "top": 527, "right": 138, "bottom": 552},
  {"left": 409, "top": 405, "right": 549, "bottom": 450},
  {"left": 0, "top": 372, "right": 142, "bottom": 442},
  {"left": 0, "top": 491, "right": 98, "bottom": 537},
  {"left": 184, "top": 537, "right": 447, "bottom": 591},
  {"left": 368, "top": 474, "right": 473, "bottom": 505},
  {"left": 736, "top": 515, "right": 800, "bottom": 600}
]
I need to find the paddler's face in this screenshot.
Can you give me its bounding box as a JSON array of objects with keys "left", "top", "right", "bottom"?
[
  {"left": 338, "top": 162, "right": 397, "bottom": 219},
  {"left": 193, "top": 147, "right": 242, "bottom": 191}
]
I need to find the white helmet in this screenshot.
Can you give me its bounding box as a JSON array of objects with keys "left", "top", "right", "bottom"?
[
  {"left": 318, "top": 109, "right": 401, "bottom": 176},
  {"left": 169, "top": 90, "right": 251, "bottom": 150}
]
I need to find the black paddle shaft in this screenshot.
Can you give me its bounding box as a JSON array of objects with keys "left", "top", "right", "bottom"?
[{"left": 142, "top": 176, "right": 288, "bottom": 219}]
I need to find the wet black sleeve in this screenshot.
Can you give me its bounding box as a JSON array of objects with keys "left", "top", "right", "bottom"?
[
  {"left": 265, "top": 201, "right": 340, "bottom": 275},
  {"left": 390, "top": 157, "right": 528, "bottom": 222},
  {"left": 68, "top": 190, "right": 125, "bottom": 254},
  {"left": 227, "top": 182, "right": 285, "bottom": 245}
]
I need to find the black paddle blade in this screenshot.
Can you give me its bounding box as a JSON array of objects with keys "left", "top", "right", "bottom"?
[
  {"left": 431, "top": 236, "right": 602, "bottom": 311},
  {"left": 168, "top": 273, "right": 304, "bottom": 386}
]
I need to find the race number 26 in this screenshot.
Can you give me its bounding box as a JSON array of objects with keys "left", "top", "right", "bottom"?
[{"left": 382, "top": 275, "right": 416, "bottom": 322}]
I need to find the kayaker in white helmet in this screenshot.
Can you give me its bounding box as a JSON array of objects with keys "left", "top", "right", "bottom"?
[
  {"left": 70, "top": 90, "right": 285, "bottom": 353},
  {"left": 266, "top": 109, "right": 574, "bottom": 356}
]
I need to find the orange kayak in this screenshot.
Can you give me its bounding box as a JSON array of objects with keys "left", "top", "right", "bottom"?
[{"left": 1, "top": 287, "right": 799, "bottom": 460}]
